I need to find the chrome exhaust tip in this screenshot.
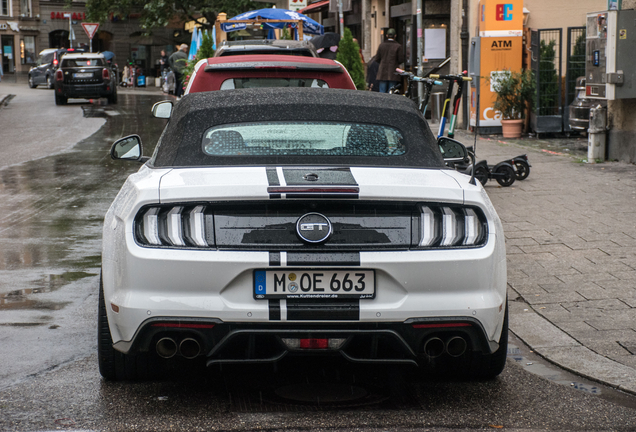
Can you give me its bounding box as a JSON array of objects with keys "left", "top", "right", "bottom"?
[
  {"left": 446, "top": 336, "right": 467, "bottom": 357},
  {"left": 179, "top": 338, "right": 201, "bottom": 359},
  {"left": 423, "top": 337, "right": 445, "bottom": 358},
  {"left": 156, "top": 337, "right": 178, "bottom": 359}
]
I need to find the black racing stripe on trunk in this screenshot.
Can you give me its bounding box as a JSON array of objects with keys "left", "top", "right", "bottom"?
[
  {"left": 286, "top": 299, "right": 359, "bottom": 321},
  {"left": 266, "top": 167, "right": 280, "bottom": 186},
  {"left": 269, "top": 194, "right": 282, "bottom": 199},
  {"left": 286, "top": 252, "right": 361, "bottom": 266},
  {"left": 269, "top": 252, "right": 281, "bottom": 266},
  {"left": 282, "top": 167, "right": 358, "bottom": 186},
  {"left": 269, "top": 299, "right": 281, "bottom": 321}
]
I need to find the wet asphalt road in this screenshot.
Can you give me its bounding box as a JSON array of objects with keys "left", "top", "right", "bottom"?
[{"left": 0, "top": 89, "right": 636, "bottom": 431}]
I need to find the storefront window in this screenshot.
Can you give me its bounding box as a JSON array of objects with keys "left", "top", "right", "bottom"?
[{"left": 21, "top": 37, "right": 35, "bottom": 64}]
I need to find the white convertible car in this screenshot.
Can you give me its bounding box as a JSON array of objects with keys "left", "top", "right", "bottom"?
[{"left": 99, "top": 88, "right": 507, "bottom": 381}]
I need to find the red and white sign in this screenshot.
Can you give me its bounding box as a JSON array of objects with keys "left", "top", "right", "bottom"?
[
  {"left": 81, "top": 23, "right": 100, "bottom": 40},
  {"left": 289, "top": 0, "right": 307, "bottom": 11}
]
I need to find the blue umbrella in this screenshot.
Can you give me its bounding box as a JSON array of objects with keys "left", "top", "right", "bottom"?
[{"left": 222, "top": 8, "right": 324, "bottom": 36}]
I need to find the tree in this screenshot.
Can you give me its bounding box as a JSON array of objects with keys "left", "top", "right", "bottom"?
[
  {"left": 83, "top": 0, "right": 269, "bottom": 31},
  {"left": 182, "top": 30, "right": 215, "bottom": 90},
  {"left": 336, "top": 28, "right": 365, "bottom": 90}
]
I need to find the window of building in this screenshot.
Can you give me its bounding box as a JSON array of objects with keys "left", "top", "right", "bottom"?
[
  {"left": 21, "top": 36, "right": 35, "bottom": 64},
  {"left": 20, "top": 0, "right": 32, "bottom": 17},
  {"left": 1, "top": 0, "right": 9, "bottom": 16}
]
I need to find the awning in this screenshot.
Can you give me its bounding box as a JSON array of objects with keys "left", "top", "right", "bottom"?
[{"left": 299, "top": 0, "right": 329, "bottom": 14}]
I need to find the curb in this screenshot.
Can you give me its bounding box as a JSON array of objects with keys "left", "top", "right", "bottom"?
[
  {"left": 508, "top": 297, "right": 636, "bottom": 395},
  {"left": 0, "top": 94, "right": 12, "bottom": 107}
]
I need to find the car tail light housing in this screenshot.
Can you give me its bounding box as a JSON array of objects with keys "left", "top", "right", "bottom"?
[
  {"left": 414, "top": 204, "right": 487, "bottom": 248},
  {"left": 135, "top": 205, "right": 213, "bottom": 248},
  {"left": 102, "top": 68, "right": 110, "bottom": 80},
  {"left": 55, "top": 69, "right": 63, "bottom": 82}
]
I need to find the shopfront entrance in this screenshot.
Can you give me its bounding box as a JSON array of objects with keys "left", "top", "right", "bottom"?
[{"left": 1, "top": 34, "right": 15, "bottom": 73}]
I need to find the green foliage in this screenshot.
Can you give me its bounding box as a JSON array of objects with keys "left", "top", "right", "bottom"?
[
  {"left": 83, "top": 0, "right": 270, "bottom": 31},
  {"left": 490, "top": 69, "right": 536, "bottom": 120},
  {"left": 538, "top": 39, "right": 559, "bottom": 116},
  {"left": 182, "top": 30, "right": 215, "bottom": 89},
  {"left": 281, "top": 27, "right": 293, "bottom": 40},
  {"left": 336, "top": 28, "right": 365, "bottom": 90}
]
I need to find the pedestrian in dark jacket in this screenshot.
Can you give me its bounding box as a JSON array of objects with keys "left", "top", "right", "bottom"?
[
  {"left": 169, "top": 44, "right": 188, "bottom": 98},
  {"left": 374, "top": 28, "right": 404, "bottom": 93},
  {"left": 366, "top": 55, "right": 379, "bottom": 92}
]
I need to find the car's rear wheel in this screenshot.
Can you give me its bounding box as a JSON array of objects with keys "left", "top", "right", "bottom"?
[
  {"left": 467, "top": 301, "right": 508, "bottom": 380},
  {"left": 28, "top": 75, "right": 37, "bottom": 88},
  {"left": 54, "top": 93, "right": 67, "bottom": 105},
  {"left": 107, "top": 90, "right": 118, "bottom": 104},
  {"left": 98, "top": 274, "right": 152, "bottom": 381}
]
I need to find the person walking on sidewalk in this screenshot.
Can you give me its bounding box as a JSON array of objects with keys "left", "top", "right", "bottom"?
[
  {"left": 0, "top": 60, "right": 3, "bottom": 83},
  {"left": 169, "top": 44, "right": 188, "bottom": 98},
  {"left": 374, "top": 28, "right": 404, "bottom": 93}
]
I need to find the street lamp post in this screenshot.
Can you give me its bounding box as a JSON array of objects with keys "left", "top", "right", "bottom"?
[{"left": 338, "top": 0, "right": 344, "bottom": 36}]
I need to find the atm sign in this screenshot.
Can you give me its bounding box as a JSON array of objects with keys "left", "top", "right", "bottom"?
[{"left": 496, "top": 4, "right": 513, "bottom": 21}]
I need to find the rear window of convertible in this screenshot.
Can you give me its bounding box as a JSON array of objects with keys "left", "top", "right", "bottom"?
[{"left": 202, "top": 122, "right": 406, "bottom": 157}]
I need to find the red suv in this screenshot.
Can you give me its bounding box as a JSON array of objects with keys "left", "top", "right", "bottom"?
[{"left": 184, "top": 55, "right": 356, "bottom": 94}]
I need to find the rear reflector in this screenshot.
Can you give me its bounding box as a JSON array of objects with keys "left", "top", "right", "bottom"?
[
  {"left": 412, "top": 323, "right": 472, "bottom": 329},
  {"left": 151, "top": 323, "right": 215, "bottom": 329},
  {"left": 282, "top": 338, "right": 346, "bottom": 350}
]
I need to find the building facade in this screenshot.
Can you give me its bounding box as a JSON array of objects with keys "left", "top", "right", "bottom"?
[
  {"left": 2, "top": 0, "right": 187, "bottom": 79},
  {"left": 1, "top": 0, "right": 40, "bottom": 75}
]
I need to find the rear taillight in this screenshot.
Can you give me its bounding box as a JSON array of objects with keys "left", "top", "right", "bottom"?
[
  {"left": 102, "top": 68, "right": 110, "bottom": 80},
  {"left": 136, "top": 205, "right": 212, "bottom": 248},
  {"left": 55, "top": 69, "right": 63, "bottom": 81},
  {"left": 416, "top": 205, "right": 487, "bottom": 248}
]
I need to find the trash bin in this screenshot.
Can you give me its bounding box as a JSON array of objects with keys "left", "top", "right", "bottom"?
[{"left": 430, "top": 92, "right": 445, "bottom": 122}]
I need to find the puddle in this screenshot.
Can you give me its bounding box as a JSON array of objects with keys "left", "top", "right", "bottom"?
[
  {"left": 0, "top": 271, "right": 96, "bottom": 310},
  {"left": 509, "top": 334, "right": 636, "bottom": 409}
]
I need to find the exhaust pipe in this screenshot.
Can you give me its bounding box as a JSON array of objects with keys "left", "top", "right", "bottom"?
[
  {"left": 156, "top": 337, "right": 178, "bottom": 359},
  {"left": 179, "top": 338, "right": 201, "bottom": 359},
  {"left": 446, "top": 336, "right": 467, "bottom": 357},
  {"left": 423, "top": 337, "right": 445, "bottom": 358}
]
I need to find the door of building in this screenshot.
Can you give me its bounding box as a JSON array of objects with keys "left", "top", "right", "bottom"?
[{"left": 1, "top": 35, "right": 15, "bottom": 73}]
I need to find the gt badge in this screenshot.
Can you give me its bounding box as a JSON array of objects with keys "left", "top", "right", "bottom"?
[{"left": 296, "top": 212, "right": 332, "bottom": 244}]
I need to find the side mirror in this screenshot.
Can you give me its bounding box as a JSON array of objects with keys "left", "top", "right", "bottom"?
[
  {"left": 111, "top": 135, "right": 146, "bottom": 162},
  {"left": 438, "top": 137, "right": 468, "bottom": 163},
  {"left": 152, "top": 100, "right": 173, "bottom": 119}
]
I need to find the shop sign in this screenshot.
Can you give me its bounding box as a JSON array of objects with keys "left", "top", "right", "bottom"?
[{"left": 50, "top": 12, "right": 86, "bottom": 20}]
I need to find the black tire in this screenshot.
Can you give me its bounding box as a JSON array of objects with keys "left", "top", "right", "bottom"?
[
  {"left": 54, "top": 92, "right": 67, "bottom": 106},
  {"left": 514, "top": 160, "right": 530, "bottom": 180},
  {"left": 474, "top": 166, "right": 489, "bottom": 186},
  {"left": 28, "top": 75, "right": 37, "bottom": 88},
  {"left": 494, "top": 165, "right": 515, "bottom": 187},
  {"left": 98, "top": 274, "right": 151, "bottom": 381},
  {"left": 468, "top": 301, "right": 508, "bottom": 380},
  {"left": 46, "top": 75, "right": 54, "bottom": 89},
  {"left": 107, "top": 90, "right": 118, "bottom": 104}
]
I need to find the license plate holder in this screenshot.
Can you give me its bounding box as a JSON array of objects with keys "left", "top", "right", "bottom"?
[
  {"left": 74, "top": 72, "right": 93, "bottom": 78},
  {"left": 254, "top": 269, "right": 375, "bottom": 300}
]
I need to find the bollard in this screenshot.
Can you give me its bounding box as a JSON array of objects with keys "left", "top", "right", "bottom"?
[{"left": 587, "top": 106, "right": 607, "bottom": 163}]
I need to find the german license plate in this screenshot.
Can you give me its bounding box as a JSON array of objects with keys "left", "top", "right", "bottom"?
[
  {"left": 74, "top": 72, "right": 92, "bottom": 78},
  {"left": 254, "top": 269, "right": 375, "bottom": 299}
]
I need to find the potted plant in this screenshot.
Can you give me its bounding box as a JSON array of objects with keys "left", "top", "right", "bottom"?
[{"left": 490, "top": 69, "right": 536, "bottom": 138}]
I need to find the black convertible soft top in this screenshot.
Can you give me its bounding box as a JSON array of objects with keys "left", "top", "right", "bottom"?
[{"left": 150, "top": 88, "right": 445, "bottom": 168}]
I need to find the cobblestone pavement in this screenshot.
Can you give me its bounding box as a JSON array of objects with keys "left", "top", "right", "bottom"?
[{"left": 453, "top": 128, "right": 636, "bottom": 394}]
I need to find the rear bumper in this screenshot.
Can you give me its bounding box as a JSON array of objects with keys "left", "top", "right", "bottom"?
[
  {"left": 57, "top": 82, "right": 113, "bottom": 98},
  {"left": 113, "top": 316, "right": 499, "bottom": 365}
]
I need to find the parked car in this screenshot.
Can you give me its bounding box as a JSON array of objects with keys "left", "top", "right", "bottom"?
[
  {"left": 215, "top": 39, "right": 318, "bottom": 57},
  {"left": 28, "top": 47, "right": 86, "bottom": 89},
  {"left": 53, "top": 52, "right": 117, "bottom": 105},
  {"left": 568, "top": 76, "right": 607, "bottom": 131},
  {"left": 184, "top": 54, "right": 356, "bottom": 94},
  {"left": 99, "top": 88, "right": 508, "bottom": 381}
]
